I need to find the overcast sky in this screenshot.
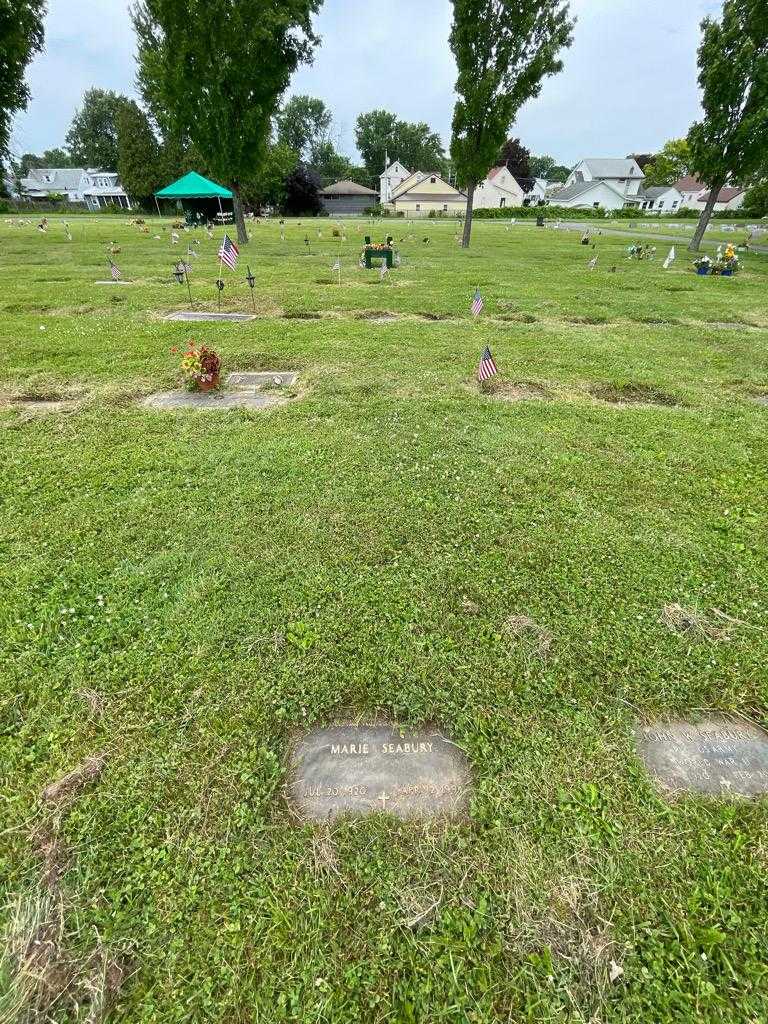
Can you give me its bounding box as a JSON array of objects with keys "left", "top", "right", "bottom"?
[{"left": 13, "top": 0, "right": 721, "bottom": 166}]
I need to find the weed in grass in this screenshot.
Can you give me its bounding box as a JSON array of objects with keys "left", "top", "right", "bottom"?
[{"left": 590, "top": 382, "right": 680, "bottom": 406}]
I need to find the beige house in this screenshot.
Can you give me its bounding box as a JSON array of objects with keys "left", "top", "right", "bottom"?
[{"left": 386, "top": 171, "right": 466, "bottom": 216}]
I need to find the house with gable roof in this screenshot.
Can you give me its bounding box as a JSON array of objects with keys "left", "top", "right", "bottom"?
[
  {"left": 385, "top": 170, "right": 466, "bottom": 216},
  {"left": 473, "top": 166, "right": 526, "bottom": 209},
  {"left": 19, "top": 167, "right": 131, "bottom": 209}
]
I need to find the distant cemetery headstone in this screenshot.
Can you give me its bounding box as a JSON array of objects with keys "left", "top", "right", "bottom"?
[
  {"left": 164, "top": 311, "right": 256, "bottom": 322},
  {"left": 286, "top": 724, "right": 471, "bottom": 822},
  {"left": 635, "top": 717, "right": 768, "bottom": 797}
]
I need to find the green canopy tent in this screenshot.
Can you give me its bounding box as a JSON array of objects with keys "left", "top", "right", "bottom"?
[{"left": 154, "top": 172, "right": 234, "bottom": 224}]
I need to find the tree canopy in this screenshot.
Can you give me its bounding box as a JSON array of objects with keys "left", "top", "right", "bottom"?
[
  {"left": 449, "top": 0, "right": 574, "bottom": 245},
  {"left": 117, "top": 101, "right": 164, "bottom": 203},
  {"left": 355, "top": 109, "right": 446, "bottom": 177},
  {"left": 0, "top": 0, "right": 45, "bottom": 162},
  {"left": 131, "top": 0, "right": 322, "bottom": 244},
  {"left": 686, "top": 0, "right": 768, "bottom": 250},
  {"left": 275, "top": 94, "right": 331, "bottom": 161},
  {"left": 641, "top": 139, "right": 691, "bottom": 187},
  {"left": 66, "top": 89, "right": 133, "bottom": 169}
]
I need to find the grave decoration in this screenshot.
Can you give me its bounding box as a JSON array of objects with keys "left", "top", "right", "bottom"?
[
  {"left": 285, "top": 723, "right": 471, "bottom": 822},
  {"left": 713, "top": 244, "right": 740, "bottom": 276},
  {"left": 175, "top": 342, "right": 221, "bottom": 392},
  {"left": 693, "top": 255, "right": 713, "bottom": 276},
  {"left": 362, "top": 235, "right": 395, "bottom": 269},
  {"left": 627, "top": 243, "right": 656, "bottom": 261}
]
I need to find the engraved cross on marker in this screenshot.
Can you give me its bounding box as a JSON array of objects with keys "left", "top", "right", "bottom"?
[{"left": 378, "top": 790, "right": 390, "bottom": 810}]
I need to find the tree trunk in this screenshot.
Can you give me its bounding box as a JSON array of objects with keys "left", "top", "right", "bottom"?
[
  {"left": 461, "top": 179, "right": 476, "bottom": 248},
  {"left": 688, "top": 178, "right": 724, "bottom": 252},
  {"left": 232, "top": 181, "right": 248, "bottom": 246}
]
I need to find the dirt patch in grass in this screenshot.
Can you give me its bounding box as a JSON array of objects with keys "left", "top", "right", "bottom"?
[
  {"left": 498, "top": 313, "right": 537, "bottom": 323},
  {"left": 418, "top": 312, "right": 453, "bottom": 321},
  {"left": 567, "top": 315, "right": 610, "bottom": 325},
  {"left": 5, "top": 302, "right": 53, "bottom": 314},
  {"left": 703, "top": 320, "right": 747, "bottom": 330},
  {"left": 661, "top": 603, "right": 746, "bottom": 643},
  {"left": 752, "top": 393, "right": 768, "bottom": 406},
  {"left": 41, "top": 751, "right": 108, "bottom": 807},
  {"left": 635, "top": 316, "right": 680, "bottom": 326},
  {"left": 355, "top": 310, "right": 399, "bottom": 322},
  {"left": 505, "top": 614, "right": 553, "bottom": 658},
  {"left": 590, "top": 383, "right": 680, "bottom": 407},
  {"left": 481, "top": 379, "right": 551, "bottom": 403},
  {"left": 283, "top": 311, "right": 322, "bottom": 320},
  {"left": 0, "top": 386, "right": 86, "bottom": 416}
]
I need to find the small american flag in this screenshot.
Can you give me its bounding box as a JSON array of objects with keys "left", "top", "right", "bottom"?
[
  {"left": 109, "top": 259, "right": 122, "bottom": 281},
  {"left": 218, "top": 234, "right": 239, "bottom": 270},
  {"left": 471, "top": 288, "right": 484, "bottom": 317},
  {"left": 478, "top": 346, "right": 498, "bottom": 382},
  {"left": 331, "top": 257, "right": 341, "bottom": 272}
]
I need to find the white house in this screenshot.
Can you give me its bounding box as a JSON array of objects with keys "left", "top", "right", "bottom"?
[
  {"left": 546, "top": 178, "right": 633, "bottom": 211},
  {"left": 636, "top": 185, "right": 683, "bottom": 213},
  {"left": 19, "top": 167, "right": 131, "bottom": 209},
  {"left": 673, "top": 176, "right": 746, "bottom": 212},
  {"left": 473, "top": 165, "right": 526, "bottom": 209},
  {"left": 564, "top": 158, "right": 645, "bottom": 198},
  {"left": 379, "top": 159, "right": 411, "bottom": 204}
]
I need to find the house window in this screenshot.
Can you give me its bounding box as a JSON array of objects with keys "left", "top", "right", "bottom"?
[
  {"left": 672, "top": 201, "right": 678, "bottom": 208},
  {"left": 443, "top": 204, "right": 448, "bottom": 211},
  {"left": 415, "top": 204, "right": 420, "bottom": 211},
  {"left": 430, "top": 176, "right": 436, "bottom": 183},
  {"left": 499, "top": 197, "right": 506, "bottom": 208},
  {"left": 593, "top": 202, "right": 600, "bottom": 208},
  {"left": 657, "top": 201, "right": 664, "bottom": 210}
]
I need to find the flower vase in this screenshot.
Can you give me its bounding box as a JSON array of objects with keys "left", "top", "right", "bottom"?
[
  {"left": 197, "top": 374, "right": 220, "bottom": 392},
  {"left": 696, "top": 266, "right": 709, "bottom": 276}
]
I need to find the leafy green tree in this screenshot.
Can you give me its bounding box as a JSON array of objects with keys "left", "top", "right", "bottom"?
[
  {"left": 0, "top": 0, "right": 45, "bottom": 162},
  {"left": 449, "top": 0, "right": 574, "bottom": 246},
  {"left": 239, "top": 141, "right": 298, "bottom": 211},
  {"left": 66, "top": 89, "right": 133, "bottom": 169},
  {"left": 276, "top": 94, "right": 331, "bottom": 160},
  {"left": 132, "top": 0, "right": 321, "bottom": 245},
  {"left": 355, "top": 109, "right": 446, "bottom": 177},
  {"left": 529, "top": 154, "right": 556, "bottom": 178},
  {"left": 642, "top": 138, "right": 692, "bottom": 187},
  {"left": 309, "top": 139, "right": 354, "bottom": 184},
  {"left": 686, "top": 0, "right": 768, "bottom": 251},
  {"left": 117, "top": 101, "right": 163, "bottom": 205},
  {"left": 744, "top": 179, "right": 768, "bottom": 215},
  {"left": 548, "top": 163, "right": 570, "bottom": 181}
]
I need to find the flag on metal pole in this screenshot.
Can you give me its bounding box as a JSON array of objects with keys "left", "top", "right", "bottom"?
[
  {"left": 108, "top": 259, "right": 122, "bottom": 281},
  {"left": 218, "top": 234, "right": 239, "bottom": 270},
  {"left": 471, "top": 287, "right": 484, "bottom": 317},
  {"left": 478, "top": 346, "right": 498, "bottom": 382}
]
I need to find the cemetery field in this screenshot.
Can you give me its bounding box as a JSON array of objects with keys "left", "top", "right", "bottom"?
[{"left": 3, "top": 214, "right": 768, "bottom": 1023}]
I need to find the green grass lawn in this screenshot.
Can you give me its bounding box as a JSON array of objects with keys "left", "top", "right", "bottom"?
[{"left": 2, "top": 214, "right": 768, "bottom": 1023}]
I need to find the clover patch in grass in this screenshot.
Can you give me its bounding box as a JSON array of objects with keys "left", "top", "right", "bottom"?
[
  {"left": 590, "top": 383, "right": 680, "bottom": 407},
  {"left": 283, "top": 310, "right": 322, "bottom": 320},
  {"left": 498, "top": 312, "right": 537, "bottom": 323}
]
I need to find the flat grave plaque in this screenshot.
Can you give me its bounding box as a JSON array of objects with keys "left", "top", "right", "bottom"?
[
  {"left": 141, "top": 390, "right": 278, "bottom": 411},
  {"left": 227, "top": 371, "right": 298, "bottom": 388},
  {"left": 635, "top": 717, "right": 768, "bottom": 797},
  {"left": 164, "top": 311, "right": 256, "bottom": 322},
  {"left": 286, "top": 724, "right": 471, "bottom": 822}
]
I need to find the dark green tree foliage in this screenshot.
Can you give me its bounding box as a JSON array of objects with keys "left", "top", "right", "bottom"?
[
  {"left": 547, "top": 163, "right": 570, "bottom": 181},
  {"left": 744, "top": 179, "right": 768, "bottom": 215},
  {"left": 117, "top": 101, "right": 164, "bottom": 204},
  {"left": 276, "top": 94, "right": 331, "bottom": 160},
  {"left": 282, "top": 162, "right": 321, "bottom": 215},
  {"left": 309, "top": 139, "right": 353, "bottom": 184},
  {"left": 449, "top": 0, "right": 574, "bottom": 246},
  {"left": 355, "top": 109, "right": 446, "bottom": 177},
  {"left": 0, "top": 0, "right": 45, "bottom": 162},
  {"left": 496, "top": 137, "right": 532, "bottom": 189},
  {"left": 687, "top": 0, "right": 768, "bottom": 251},
  {"left": 131, "top": 0, "right": 321, "bottom": 244},
  {"left": 66, "top": 89, "right": 133, "bottom": 169},
  {"left": 528, "top": 153, "right": 555, "bottom": 177},
  {"left": 239, "top": 141, "right": 298, "bottom": 212}
]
